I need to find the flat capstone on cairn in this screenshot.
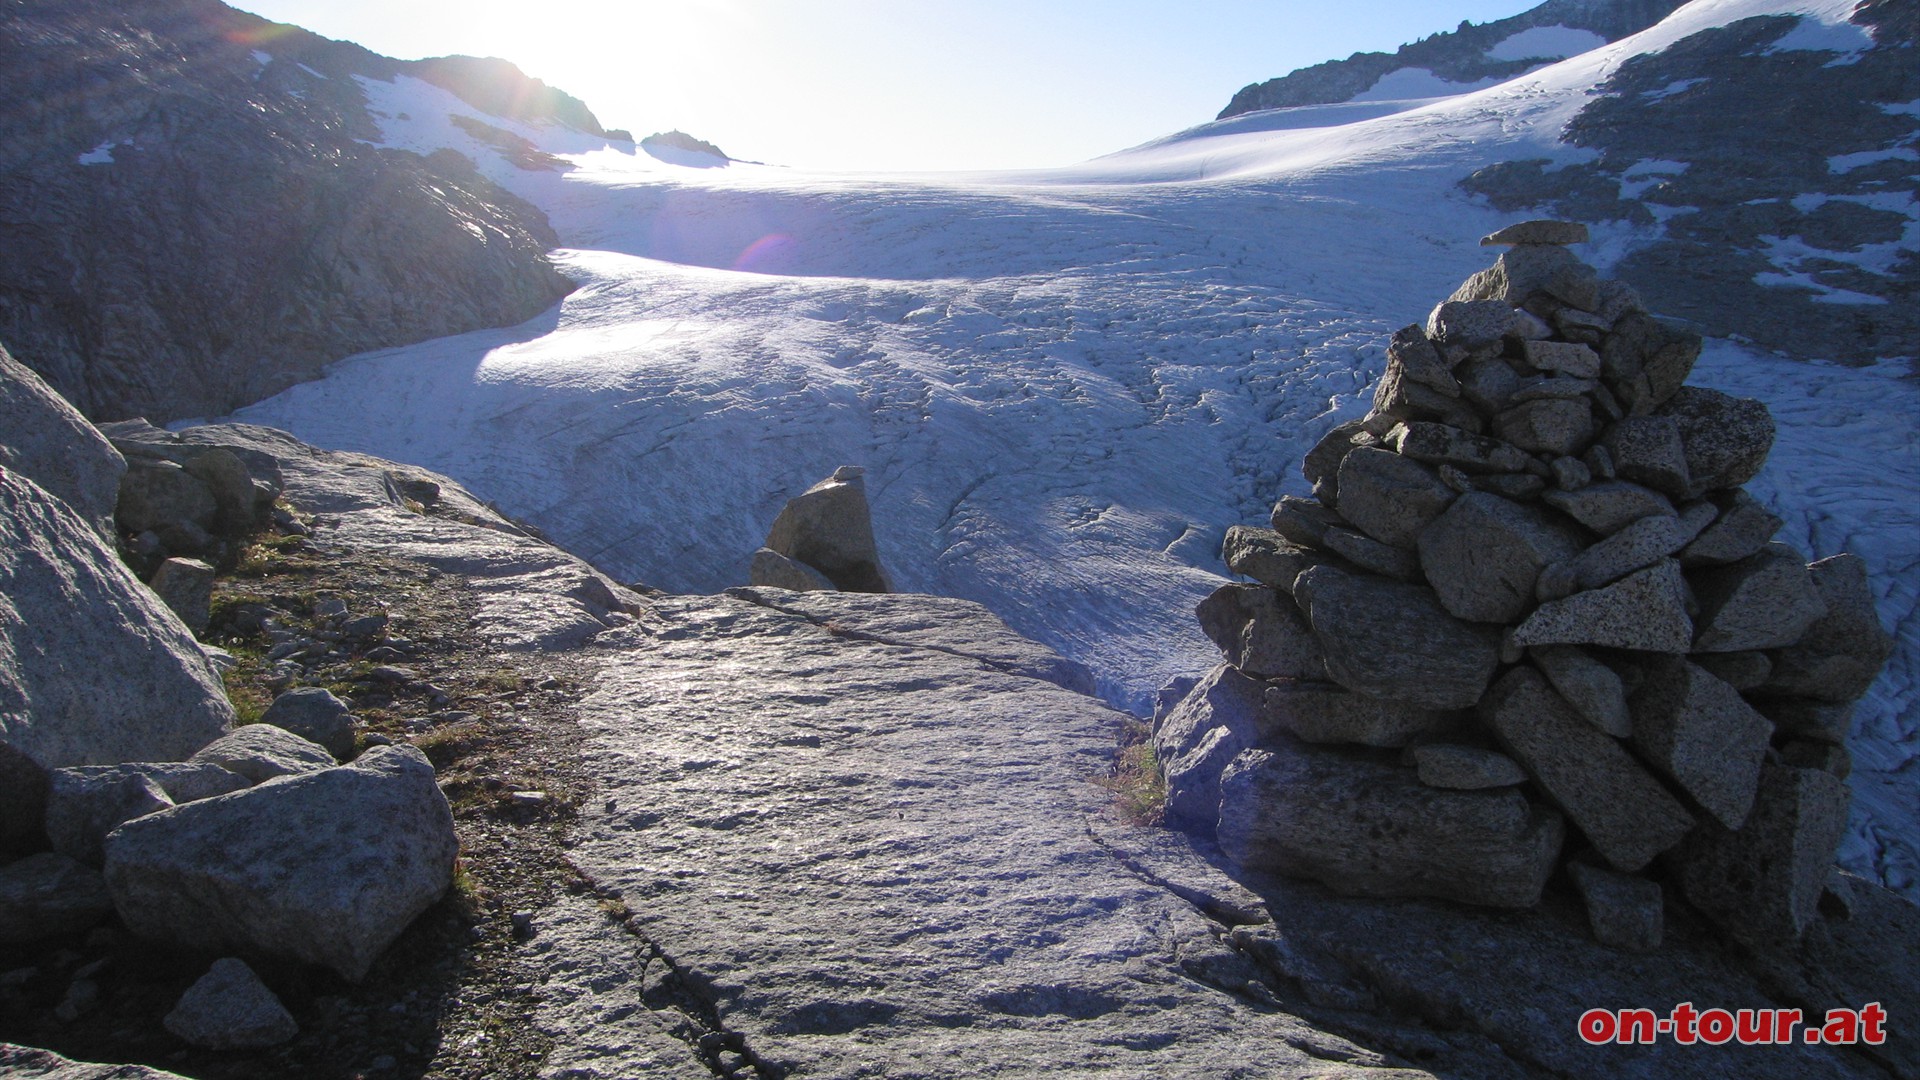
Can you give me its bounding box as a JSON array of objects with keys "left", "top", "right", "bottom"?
[{"left": 1155, "top": 219, "right": 1894, "bottom": 952}]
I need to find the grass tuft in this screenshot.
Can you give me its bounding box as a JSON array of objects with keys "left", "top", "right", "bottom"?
[{"left": 1096, "top": 719, "right": 1167, "bottom": 826}]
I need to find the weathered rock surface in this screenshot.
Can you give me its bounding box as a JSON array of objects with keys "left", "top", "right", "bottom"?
[
  {"left": 1484, "top": 668, "right": 1694, "bottom": 872},
  {"left": 727, "top": 586, "right": 1098, "bottom": 696},
  {"left": 1333, "top": 447, "right": 1456, "bottom": 549},
  {"left": 1483, "top": 220, "right": 1590, "bottom": 246},
  {"left": 1694, "top": 650, "right": 1773, "bottom": 692},
  {"left": 147, "top": 557, "right": 215, "bottom": 635},
  {"left": 0, "top": 342, "right": 124, "bottom": 542},
  {"left": 1387, "top": 421, "right": 1532, "bottom": 474},
  {"left": 1493, "top": 397, "right": 1594, "bottom": 456},
  {"left": 1661, "top": 386, "right": 1775, "bottom": 497},
  {"left": 1372, "top": 348, "right": 1484, "bottom": 432},
  {"left": 1293, "top": 566, "right": 1501, "bottom": 708},
  {"left": 44, "top": 769, "right": 174, "bottom": 867},
  {"left": 1153, "top": 663, "right": 1268, "bottom": 833},
  {"left": 762, "top": 466, "right": 891, "bottom": 593},
  {"left": 163, "top": 958, "right": 298, "bottom": 1050},
  {"left": 1679, "top": 489, "right": 1781, "bottom": 566},
  {"left": 1676, "top": 763, "right": 1851, "bottom": 949},
  {"left": 1509, "top": 559, "right": 1694, "bottom": 652},
  {"left": 1411, "top": 744, "right": 1528, "bottom": 790},
  {"left": 1425, "top": 300, "right": 1513, "bottom": 349},
  {"left": 0, "top": 0, "right": 576, "bottom": 422},
  {"left": 104, "top": 745, "right": 457, "bottom": 981},
  {"left": 116, "top": 459, "right": 219, "bottom": 537},
  {"left": 1542, "top": 480, "right": 1674, "bottom": 535},
  {"left": 1451, "top": 243, "right": 1600, "bottom": 311},
  {"left": 1598, "top": 313, "right": 1702, "bottom": 413},
  {"left": 1602, "top": 415, "right": 1690, "bottom": 497},
  {"left": 1521, "top": 339, "right": 1602, "bottom": 379},
  {"left": 1627, "top": 659, "right": 1772, "bottom": 829},
  {"left": 1567, "top": 861, "right": 1663, "bottom": 952},
  {"left": 49, "top": 762, "right": 249, "bottom": 806},
  {"left": 0, "top": 469, "right": 233, "bottom": 848},
  {"left": 1270, "top": 494, "right": 1347, "bottom": 548},
  {"left": 1530, "top": 645, "right": 1632, "bottom": 738},
  {"left": 1691, "top": 547, "right": 1827, "bottom": 653},
  {"left": 1323, "top": 526, "right": 1423, "bottom": 581},
  {"left": 1457, "top": 353, "right": 1521, "bottom": 414},
  {"left": 1304, "top": 417, "right": 1373, "bottom": 502},
  {"left": 187, "top": 724, "right": 336, "bottom": 784},
  {"left": 1764, "top": 553, "right": 1895, "bottom": 703},
  {"left": 258, "top": 687, "right": 357, "bottom": 761},
  {"left": 162, "top": 423, "right": 648, "bottom": 653},
  {"left": 568, "top": 594, "right": 1413, "bottom": 1077},
  {"left": 1221, "top": 525, "right": 1324, "bottom": 590},
  {"left": 1541, "top": 511, "right": 1685, "bottom": 599},
  {"left": 747, "top": 546, "right": 836, "bottom": 592},
  {"left": 1218, "top": 739, "right": 1562, "bottom": 908},
  {"left": 0, "top": 852, "right": 114, "bottom": 944},
  {"left": 1417, "top": 492, "right": 1583, "bottom": 623},
  {"left": 1196, "top": 584, "right": 1328, "bottom": 680},
  {"left": 0, "top": 1043, "right": 192, "bottom": 1079},
  {"left": 1262, "top": 683, "right": 1454, "bottom": 748}
]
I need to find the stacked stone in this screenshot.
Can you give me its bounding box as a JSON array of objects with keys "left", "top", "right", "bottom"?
[{"left": 1154, "top": 220, "right": 1894, "bottom": 952}]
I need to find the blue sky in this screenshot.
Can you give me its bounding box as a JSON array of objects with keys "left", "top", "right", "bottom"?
[{"left": 230, "top": 1, "right": 1543, "bottom": 171}]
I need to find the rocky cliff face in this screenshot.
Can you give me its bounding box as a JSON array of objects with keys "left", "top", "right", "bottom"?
[
  {"left": 0, "top": 0, "right": 582, "bottom": 422},
  {"left": 1461, "top": 3, "right": 1919, "bottom": 365},
  {"left": 1219, "top": 0, "right": 1687, "bottom": 118}
]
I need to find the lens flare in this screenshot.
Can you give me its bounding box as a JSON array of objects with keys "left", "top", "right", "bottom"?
[{"left": 732, "top": 233, "right": 794, "bottom": 273}]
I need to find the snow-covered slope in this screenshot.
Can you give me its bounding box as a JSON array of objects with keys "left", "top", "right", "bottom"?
[
  {"left": 228, "top": 0, "right": 1919, "bottom": 896},
  {"left": 1216, "top": 0, "right": 1685, "bottom": 119}
]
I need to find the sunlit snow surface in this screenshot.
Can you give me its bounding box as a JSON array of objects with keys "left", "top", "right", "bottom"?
[{"left": 233, "top": 0, "right": 1918, "bottom": 894}]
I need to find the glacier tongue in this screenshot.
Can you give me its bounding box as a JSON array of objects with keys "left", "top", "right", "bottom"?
[{"left": 228, "top": 181, "right": 1490, "bottom": 716}]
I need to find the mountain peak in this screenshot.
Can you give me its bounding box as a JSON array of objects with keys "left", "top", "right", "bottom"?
[{"left": 407, "top": 54, "right": 610, "bottom": 137}]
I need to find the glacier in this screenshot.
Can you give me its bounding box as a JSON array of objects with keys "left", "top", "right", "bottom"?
[{"left": 228, "top": 0, "right": 1918, "bottom": 895}]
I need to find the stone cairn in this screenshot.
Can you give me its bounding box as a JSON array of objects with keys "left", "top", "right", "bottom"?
[{"left": 1154, "top": 220, "right": 1894, "bottom": 952}]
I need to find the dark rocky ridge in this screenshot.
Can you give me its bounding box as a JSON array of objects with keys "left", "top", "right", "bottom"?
[
  {"left": 1460, "top": 4, "right": 1919, "bottom": 365},
  {"left": 1219, "top": 0, "right": 1687, "bottom": 119},
  {"left": 0, "top": 0, "right": 594, "bottom": 422},
  {"left": 639, "top": 128, "right": 729, "bottom": 160}
]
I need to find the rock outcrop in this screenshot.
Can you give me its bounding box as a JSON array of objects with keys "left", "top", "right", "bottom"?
[
  {"left": 1219, "top": 0, "right": 1687, "bottom": 118},
  {"left": 257, "top": 687, "right": 358, "bottom": 761},
  {"left": 0, "top": 1043, "right": 191, "bottom": 1079},
  {"left": 162, "top": 958, "right": 298, "bottom": 1050},
  {"left": 0, "top": 467, "right": 234, "bottom": 849},
  {"left": 104, "top": 743, "right": 458, "bottom": 982},
  {"left": 1460, "top": 4, "right": 1920, "bottom": 364},
  {"left": 1159, "top": 221, "right": 1893, "bottom": 950},
  {"left": 0, "top": 0, "right": 580, "bottom": 421},
  {"left": 91, "top": 417, "right": 287, "bottom": 576},
  {"left": 750, "top": 465, "right": 892, "bottom": 593},
  {"left": 0, "top": 342, "right": 124, "bottom": 543},
  {"left": 0, "top": 854, "right": 114, "bottom": 945}
]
